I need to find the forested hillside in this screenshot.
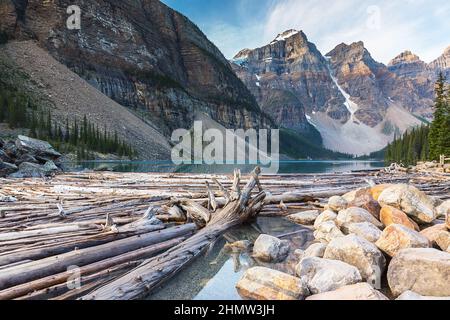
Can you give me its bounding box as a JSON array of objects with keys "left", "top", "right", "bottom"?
[{"left": 0, "top": 87, "right": 135, "bottom": 159}]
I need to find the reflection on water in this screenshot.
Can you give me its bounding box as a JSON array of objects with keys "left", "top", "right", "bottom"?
[
  {"left": 65, "top": 160, "right": 385, "bottom": 174},
  {"left": 147, "top": 217, "right": 314, "bottom": 301}
]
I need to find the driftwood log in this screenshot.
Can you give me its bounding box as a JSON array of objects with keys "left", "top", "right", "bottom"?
[
  {"left": 81, "top": 167, "right": 266, "bottom": 300},
  {"left": 0, "top": 237, "right": 187, "bottom": 300}
]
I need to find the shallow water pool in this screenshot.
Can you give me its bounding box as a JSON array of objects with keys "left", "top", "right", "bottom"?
[{"left": 147, "top": 217, "right": 314, "bottom": 300}]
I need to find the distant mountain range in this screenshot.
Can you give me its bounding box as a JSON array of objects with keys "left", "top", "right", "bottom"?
[
  {"left": 0, "top": 1, "right": 448, "bottom": 158},
  {"left": 231, "top": 29, "right": 449, "bottom": 155}
]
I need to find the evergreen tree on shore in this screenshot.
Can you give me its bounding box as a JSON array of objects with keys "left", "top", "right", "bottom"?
[
  {"left": 385, "top": 125, "right": 430, "bottom": 165},
  {"left": 429, "top": 73, "right": 448, "bottom": 160}
]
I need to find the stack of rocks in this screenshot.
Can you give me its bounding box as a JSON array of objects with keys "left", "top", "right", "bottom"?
[{"left": 0, "top": 135, "right": 62, "bottom": 178}]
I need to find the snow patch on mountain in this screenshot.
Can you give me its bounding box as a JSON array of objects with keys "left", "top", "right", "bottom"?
[
  {"left": 305, "top": 114, "right": 318, "bottom": 129},
  {"left": 326, "top": 62, "right": 359, "bottom": 118},
  {"left": 270, "top": 29, "right": 299, "bottom": 45},
  {"left": 231, "top": 57, "right": 248, "bottom": 67}
]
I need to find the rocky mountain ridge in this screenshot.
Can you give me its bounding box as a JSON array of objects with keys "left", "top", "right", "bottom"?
[{"left": 232, "top": 30, "right": 448, "bottom": 155}]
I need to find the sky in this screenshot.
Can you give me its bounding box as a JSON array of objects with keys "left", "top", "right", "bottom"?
[{"left": 162, "top": 0, "right": 450, "bottom": 64}]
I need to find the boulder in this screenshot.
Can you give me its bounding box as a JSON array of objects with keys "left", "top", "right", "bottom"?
[
  {"left": 0, "top": 161, "right": 18, "bottom": 177},
  {"left": 294, "top": 249, "right": 304, "bottom": 259},
  {"left": 420, "top": 223, "right": 447, "bottom": 246},
  {"left": 369, "top": 184, "right": 394, "bottom": 201},
  {"left": 313, "top": 210, "right": 337, "bottom": 229},
  {"left": 376, "top": 224, "right": 430, "bottom": 257},
  {"left": 306, "top": 283, "right": 388, "bottom": 300},
  {"left": 340, "top": 222, "right": 382, "bottom": 243},
  {"left": 378, "top": 184, "right": 436, "bottom": 224},
  {"left": 252, "top": 234, "right": 290, "bottom": 262},
  {"left": 14, "top": 153, "right": 39, "bottom": 165},
  {"left": 336, "top": 207, "right": 383, "bottom": 229},
  {"left": 287, "top": 210, "right": 320, "bottom": 225},
  {"left": 313, "top": 221, "right": 344, "bottom": 243},
  {"left": 436, "top": 231, "right": 450, "bottom": 252},
  {"left": 9, "top": 161, "right": 59, "bottom": 178},
  {"left": 302, "top": 243, "right": 327, "bottom": 259},
  {"left": 435, "top": 200, "right": 450, "bottom": 219},
  {"left": 324, "top": 234, "right": 386, "bottom": 282},
  {"left": 342, "top": 188, "right": 369, "bottom": 203},
  {"left": 328, "top": 196, "right": 347, "bottom": 212},
  {"left": 387, "top": 248, "right": 450, "bottom": 297},
  {"left": 0, "top": 150, "right": 12, "bottom": 163},
  {"left": 396, "top": 291, "right": 450, "bottom": 300},
  {"left": 3, "top": 141, "right": 19, "bottom": 158},
  {"left": 296, "top": 257, "right": 362, "bottom": 294},
  {"left": 15, "top": 135, "right": 61, "bottom": 158},
  {"left": 236, "top": 267, "right": 309, "bottom": 300},
  {"left": 380, "top": 205, "right": 419, "bottom": 231},
  {"left": 43, "top": 160, "right": 60, "bottom": 172},
  {"left": 347, "top": 189, "right": 381, "bottom": 219},
  {"left": 447, "top": 211, "right": 450, "bottom": 230}
]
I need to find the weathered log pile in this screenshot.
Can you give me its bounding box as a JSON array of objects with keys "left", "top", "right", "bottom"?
[
  {"left": 0, "top": 167, "right": 449, "bottom": 300},
  {"left": 384, "top": 161, "right": 450, "bottom": 174},
  {"left": 0, "top": 135, "right": 62, "bottom": 178},
  {"left": 413, "top": 161, "right": 450, "bottom": 174}
]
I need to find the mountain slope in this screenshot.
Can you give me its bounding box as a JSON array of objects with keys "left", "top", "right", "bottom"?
[
  {"left": 0, "top": 40, "right": 171, "bottom": 159},
  {"left": 429, "top": 46, "right": 450, "bottom": 78},
  {"left": 0, "top": 0, "right": 272, "bottom": 138}
]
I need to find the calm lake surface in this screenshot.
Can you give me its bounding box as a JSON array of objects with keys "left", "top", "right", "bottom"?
[{"left": 66, "top": 160, "right": 385, "bottom": 174}]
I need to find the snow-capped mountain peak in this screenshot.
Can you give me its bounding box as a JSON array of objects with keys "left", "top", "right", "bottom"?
[{"left": 270, "top": 29, "right": 302, "bottom": 44}]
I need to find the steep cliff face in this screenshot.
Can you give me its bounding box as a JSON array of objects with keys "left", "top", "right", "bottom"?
[
  {"left": 231, "top": 30, "right": 348, "bottom": 137},
  {"left": 326, "top": 41, "right": 390, "bottom": 127},
  {"left": 386, "top": 51, "right": 435, "bottom": 118},
  {"left": 429, "top": 46, "right": 450, "bottom": 78},
  {"left": 0, "top": 0, "right": 271, "bottom": 136}
]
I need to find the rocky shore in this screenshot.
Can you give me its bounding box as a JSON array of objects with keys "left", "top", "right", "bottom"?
[
  {"left": 236, "top": 183, "right": 450, "bottom": 300},
  {"left": 0, "top": 135, "right": 62, "bottom": 178}
]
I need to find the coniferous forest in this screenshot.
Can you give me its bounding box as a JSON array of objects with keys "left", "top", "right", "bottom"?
[
  {"left": 0, "top": 87, "right": 135, "bottom": 160},
  {"left": 385, "top": 73, "right": 450, "bottom": 165}
]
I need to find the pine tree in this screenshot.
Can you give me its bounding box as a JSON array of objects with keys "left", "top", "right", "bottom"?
[
  {"left": 440, "top": 85, "right": 450, "bottom": 156},
  {"left": 0, "top": 89, "right": 5, "bottom": 123},
  {"left": 65, "top": 118, "right": 70, "bottom": 142},
  {"left": 429, "top": 73, "right": 446, "bottom": 160}
]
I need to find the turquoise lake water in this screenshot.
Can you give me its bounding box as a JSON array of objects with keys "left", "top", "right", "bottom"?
[{"left": 66, "top": 160, "right": 385, "bottom": 174}]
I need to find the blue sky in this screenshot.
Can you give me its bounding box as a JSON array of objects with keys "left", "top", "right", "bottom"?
[{"left": 162, "top": 0, "right": 450, "bottom": 64}]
